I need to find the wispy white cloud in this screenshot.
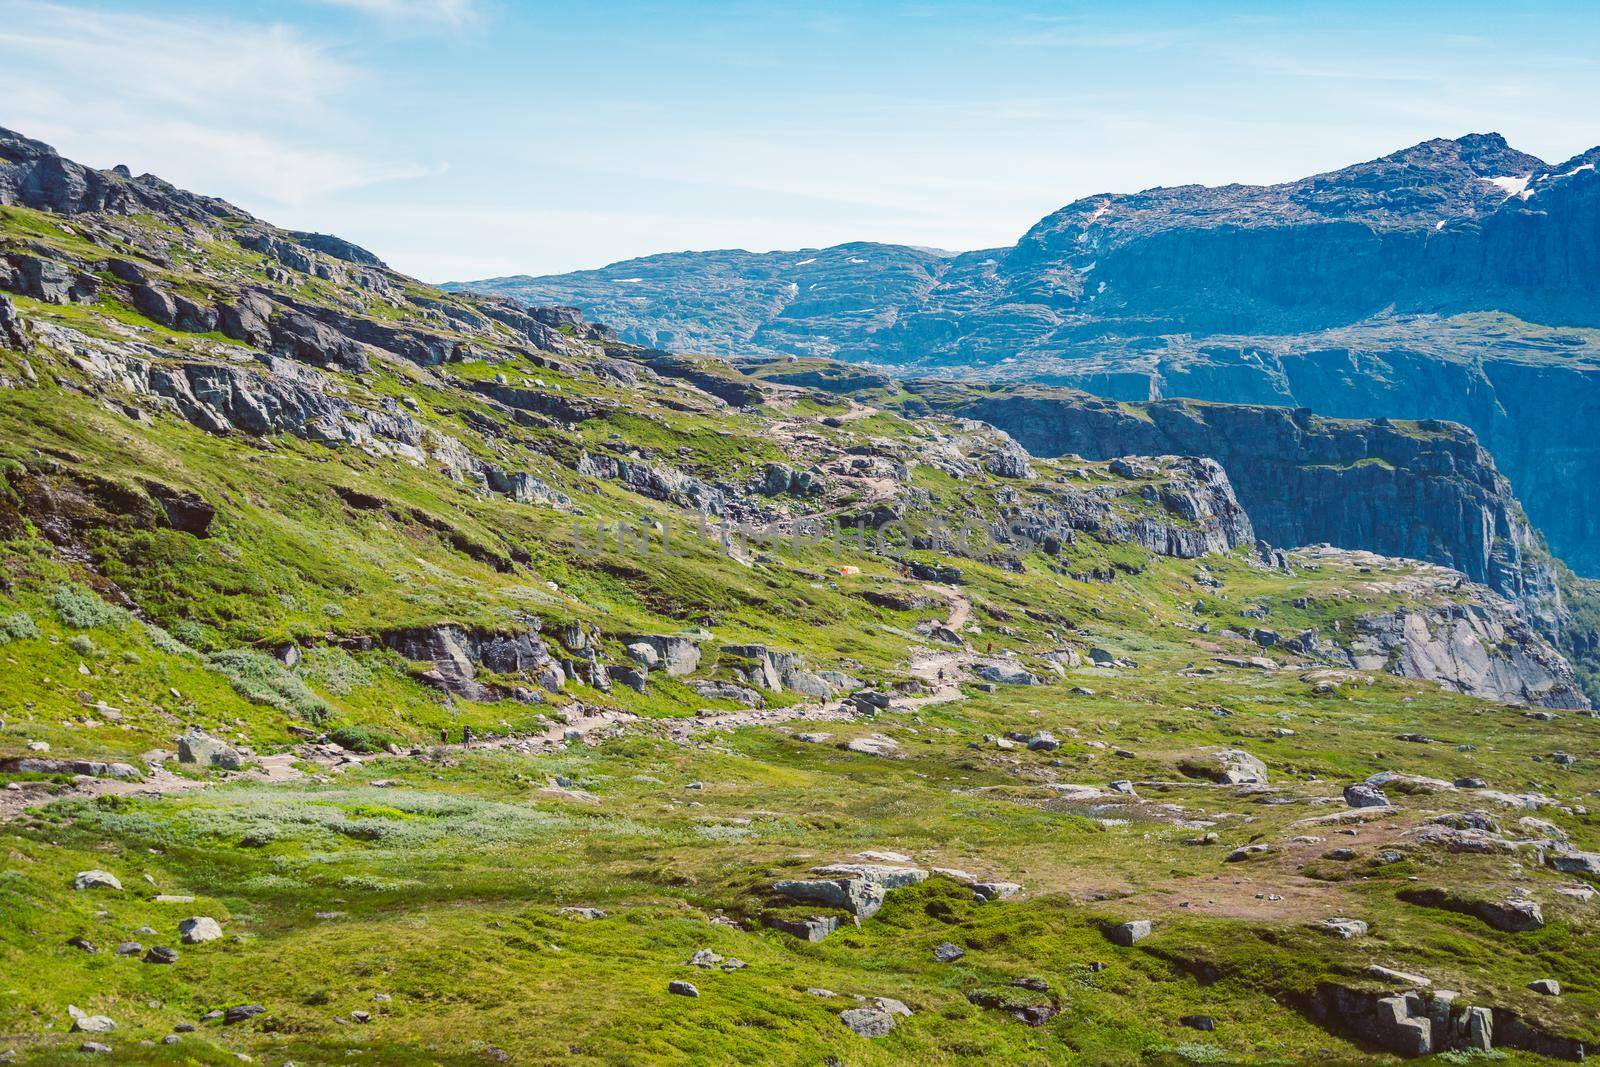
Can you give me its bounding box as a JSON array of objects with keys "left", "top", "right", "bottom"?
[
  {"left": 310, "top": 0, "right": 480, "bottom": 26},
  {"left": 0, "top": 2, "right": 352, "bottom": 113},
  {"left": 0, "top": 0, "right": 438, "bottom": 210}
]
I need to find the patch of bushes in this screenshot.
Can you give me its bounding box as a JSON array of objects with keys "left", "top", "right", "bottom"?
[
  {"left": 208, "top": 648, "right": 333, "bottom": 724},
  {"left": 0, "top": 611, "right": 37, "bottom": 644},
  {"left": 327, "top": 723, "right": 398, "bottom": 754},
  {"left": 50, "top": 583, "right": 130, "bottom": 629}
]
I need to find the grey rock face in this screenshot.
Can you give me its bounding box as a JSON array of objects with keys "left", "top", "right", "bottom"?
[
  {"left": 68, "top": 1006, "right": 115, "bottom": 1034},
  {"left": 383, "top": 624, "right": 564, "bottom": 700},
  {"left": 1, "top": 757, "right": 141, "bottom": 780},
  {"left": 764, "top": 915, "right": 841, "bottom": 942},
  {"left": 624, "top": 635, "right": 701, "bottom": 677},
  {"left": 1, "top": 252, "right": 97, "bottom": 303},
  {"left": 719, "top": 644, "right": 853, "bottom": 694},
  {"left": 1318, "top": 918, "right": 1369, "bottom": 939},
  {"left": 0, "top": 293, "right": 26, "bottom": 350},
  {"left": 772, "top": 877, "right": 886, "bottom": 919},
  {"left": 1350, "top": 602, "right": 1588, "bottom": 710}
]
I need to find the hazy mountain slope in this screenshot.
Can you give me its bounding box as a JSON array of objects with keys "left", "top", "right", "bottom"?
[{"left": 457, "top": 135, "right": 1600, "bottom": 576}]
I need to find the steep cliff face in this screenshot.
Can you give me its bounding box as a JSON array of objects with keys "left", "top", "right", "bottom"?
[{"left": 882, "top": 382, "right": 1557, "bottom": 614}]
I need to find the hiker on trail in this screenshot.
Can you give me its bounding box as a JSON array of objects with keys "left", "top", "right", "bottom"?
[
  {"left": 463, "top": 725, "right": 475, "bottom": 744},
  {"left": 937, "top": 668, "right": 945, "bottom": 681},
  {"left": 986, "top": 641, "right": 993, "bottom": 654},
  {"left": 439, "top": 728, "right": 447, "bottom": 743}
]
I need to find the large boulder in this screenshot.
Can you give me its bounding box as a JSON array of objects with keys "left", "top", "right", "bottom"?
[
  {"left": 178, "top": 917, "right": 223, "bottom": 944},
  {"left": 1108, "top": 919, "right": 1152, "bottom": 946},
  {"left": 1212, "top": 749, "right": 1268, "bottom": 785},
  {"left": 177, "top": 729, "right": 242, "bottom": 770},
  {"left": 1344, "top": 783, "right": 1391, "bottom": 808},
  {"left": 839, "top": 1006, "right": 896, "bottom": 1037},
  {"left": 772, "top": 877, "right": 886, "bottom": 919},
  {"left": 975, "top": 662, "right": 1039, "bottom": 686},
  {"left": 73, "top": 870, "right": 122, "bottom": 891}
]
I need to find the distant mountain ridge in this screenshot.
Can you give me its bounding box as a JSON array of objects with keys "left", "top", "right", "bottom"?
[{"left": 452, "top": 134, "right": 1600, "bottom": 575}]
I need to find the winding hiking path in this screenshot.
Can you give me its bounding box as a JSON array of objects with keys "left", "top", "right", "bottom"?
[{"left": 2, "top": 583, "right": 982, "bottom": 819}]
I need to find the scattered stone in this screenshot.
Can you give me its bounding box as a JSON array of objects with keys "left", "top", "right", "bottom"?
[
  {"left": 1108, "top": 920, "right": 1151, "bottom": 946},
  {"left": 1226, "top": 844, "right": 1273, "bottom": 862},
  {"left": 78, "top": 1042, "right": 112, "bottom": 1055},
  {"left": 1181, "top": 1015, "right": 1215, "bottom": 1031},
  {"left": 972, "top": 881, "right": 1023, "bottom": 902},
  {"left": 178, "top": 916, "right": 223, "bottom": 944},
  {"left": 667, "top": 980, "right": 699, "bottom": 998},
  {"left": 114, "top": 942, "right": 142, "bottom": 956},
  {"left": 559, "top": 907, "right": 606, "bottom": 920},
  {"left": 223, "top": 1004, "right": 264, "bottom": 1025},
  {"left": 67, "top": 937, "right": 98, "bottom": 953},
  {"left": 933, "top": 941, "right": 965, "bottom": 963},
  {"left": 1528, "top": 979, "right": 1561, "bottom": 996},
  {"left": 143, "top": 946, "right": 179, "bottom": 964}
]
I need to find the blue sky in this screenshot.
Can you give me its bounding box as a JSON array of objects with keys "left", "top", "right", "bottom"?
[{"left": 2, "top": 0, "right": 1598, "bottom": 281}]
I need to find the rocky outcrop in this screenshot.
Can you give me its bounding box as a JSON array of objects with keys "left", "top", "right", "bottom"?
[
  {"left": 382, "top": 623, "right": 565, "bottom": 700},
  {"left": 576, "top": 451, "right": 727, "bottom": 514},
  {"left": 910, "top": 387, "right": 1557, "bottom": 614},
  {"left": 718, "top": 644, "right": 858, "bottom": 696},
  {"left": 1351, "top": 601, "right": 1588, "bottom": 709}
]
